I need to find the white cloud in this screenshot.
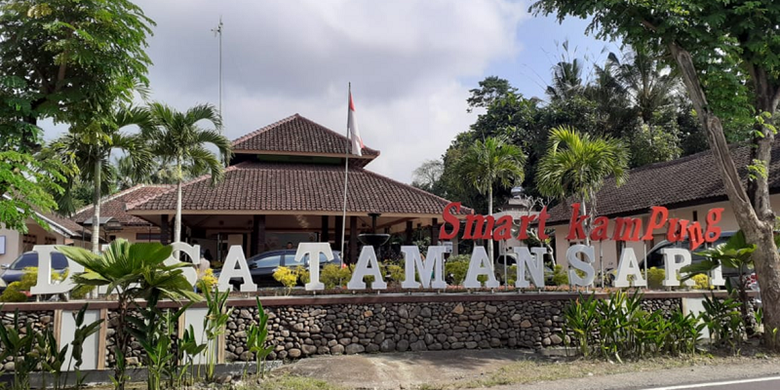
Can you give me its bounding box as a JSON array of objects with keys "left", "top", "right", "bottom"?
[{"left": 51, "top": 0, "right": 529, "bottom": 184}]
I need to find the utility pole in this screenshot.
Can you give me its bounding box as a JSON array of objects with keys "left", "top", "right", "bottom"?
[{"left": 212, "top": 16, "right": 223, "bottom": 130}]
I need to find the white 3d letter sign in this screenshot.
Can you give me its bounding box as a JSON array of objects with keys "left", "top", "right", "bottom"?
[
  {"left": 30, "top": 245, "right": 84, "bottom": 295},
  {"left": 661, "top": 248, "right": 694, "bottom": 287},
  {"left": 463, "top": 247, "right": 499, "bottom": 289},
  {"left": 401, "top": 245, "right": 447, "bottom": 289},
  {"left": 566, "top": 245, "right": 595, "bottom": 287},
  {"left": 347, "top": 246, "right": 387, "bottom": 290},
  {"left": 614, "top": 248, "right": 647, "bottom": 288},
  {"left": 514, "top": 246, "right": 546, "bottom": 288},
  {"left": 299, "top": 243, "right": 333, "bottom": 291},
  {"left": 217, "top": 246, "right": 257, "bottom": 292}
]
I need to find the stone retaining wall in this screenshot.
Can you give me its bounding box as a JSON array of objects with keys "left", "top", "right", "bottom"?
[
  {"left": 0, "top": 310, "right": 55, "bottom": 370},
  {"left": 224, "top": 296, "right": 681, "bottom": 362}
]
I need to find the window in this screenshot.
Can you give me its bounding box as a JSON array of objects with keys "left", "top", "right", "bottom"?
[
  {"left": 51, "top": 252, "right": 69, "bottom": 269},
  {"left": 284, "top": 253, "right": 305, "bottom": 267},
  {"left": 12, "top": 252, "right": 70, "bottom": 270},
  {"left": 252, "top": 254, "right": 281, "bottom": 269},
  {"left": 136, "top": 233, "right": 161, "bottom": 241},
  {"left": 12, "top": 253, "right": 38, "bottom": 269}
]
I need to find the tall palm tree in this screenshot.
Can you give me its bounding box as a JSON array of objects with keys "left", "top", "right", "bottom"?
[
  {"left": 49, "top": 107, "right": 153, "bottom": 252},
  {"left": 146, "top": 103, "right": 231, "bottom": 244},
  {"left": 614, "top": 50, "right": 680, "bottom": 124},
  {"left": 536, "top": 126, "right": 629, "bottom": 244},
  {"left": 458, "top": 136, "right": 526, "bottom": 262}
]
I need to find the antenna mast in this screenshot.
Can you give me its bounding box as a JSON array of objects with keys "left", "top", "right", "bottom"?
[{"left": 212, "top": 17, "right": 223, "bottom": 130}]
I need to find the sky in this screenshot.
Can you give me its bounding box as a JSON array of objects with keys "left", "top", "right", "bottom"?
[{"left": 45, "top": 0, "right": 619, "bottom": 184}]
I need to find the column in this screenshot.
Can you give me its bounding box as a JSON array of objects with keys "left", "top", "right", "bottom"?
[
  {"left": 334, "top": 216, "right": 344, "bottom": 250},
  {"left": 160, "top": 215, "right": 170, "bottom": 245},
  {"left": 405, "top": 221, "right": 413, "bottom": 245},
  {"left": 430, "top": 218, "right": 439, "bottom": 245},
  {"left": 321, "top": 216, "right": 330, "bottom": 244},
  {"left": 252, "top": 215, "right": 266, "bottom": 256},
  {"left": 349, "top": 216, "right": 358, "bottom": 264}
]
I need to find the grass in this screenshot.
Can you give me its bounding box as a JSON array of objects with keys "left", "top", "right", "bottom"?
[
  {"left": 427, "top": 354, "right": 778, "bottom": 389},
  {"left": 239, "top": 374, "right": 344, "bottom": 390}
]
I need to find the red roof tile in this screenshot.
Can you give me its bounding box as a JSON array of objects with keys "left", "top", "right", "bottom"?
[
  {"left": 127, "top": 162, "right": 469, "bottom": 216},
  {"left": 231, "top": 114, "right": 379, "bottom": 159},
  {"left": 72, "top": 185, "right": 174, "bottom": 227}
]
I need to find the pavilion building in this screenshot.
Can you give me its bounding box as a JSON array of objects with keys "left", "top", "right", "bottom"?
[{"left": 125, "top": 114, "right": 469, "bottom": 263}]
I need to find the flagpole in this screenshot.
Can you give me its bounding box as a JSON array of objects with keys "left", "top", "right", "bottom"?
[{"left": 339, "top": 83, "right": 351, "bottom": 266}]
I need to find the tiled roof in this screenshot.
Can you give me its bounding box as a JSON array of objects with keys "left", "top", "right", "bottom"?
[
  {"left": 72, "top": 185, "right": 174, "bottom": 227},
  {"left": 231, "top": 114, "right": 379, "bottom": 158},
  {"left": 546, "top": 143, "right": 780, "bottom": 224},
  {"left": 127, "top": 162, "right": 470, "bottom": 216}
]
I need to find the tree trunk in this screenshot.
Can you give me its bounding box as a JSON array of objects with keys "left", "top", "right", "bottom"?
[
  {"left": 91, "top": 159, "right": 102, "bottom": 253},
  {"left": 174, "top": 157, "right": 183, "bottom": 244},
  {"left": 668, "top": 43, "right": 780, "bottom": 348},
  {"left": 488, "top": 187, "right": 494, "bottom": 273}
]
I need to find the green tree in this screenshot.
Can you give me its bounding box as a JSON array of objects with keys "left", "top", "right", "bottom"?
[
  {"left": 0, "top": 151, "right": 68, "bottom": 232},
  {"left": 531, "top": 0, "right": 780, "bottom": 349},
  {"left": 0, "top": 0, "right": 153, "bottom": 148},
  {"left": 47, "top": 107, "right": 154, "bottom": 251},
  {"left": 146, "top": 103, "right": 231, "bottom": 243},
  {"left": 58, "top": 239, "right": 200, "bottom": 390},
  {"left": 458, "top": 136, "right": 526, "bottom": 262},
  {"left": 467, "top": 76, "right": 518, "bottom": 112},
  {"left": 411, "top": 159, "right": 444, "bottom": 194},
  {"left": 536, "top": 126, "right": 628, "bottom": 244}
]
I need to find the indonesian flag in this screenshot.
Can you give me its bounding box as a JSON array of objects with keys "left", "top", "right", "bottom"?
[{"left": 348, "top": 92, "right": 364, "bottom": 156}]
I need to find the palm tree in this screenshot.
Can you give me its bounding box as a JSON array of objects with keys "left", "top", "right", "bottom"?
[
  {"left": 146, "top": 103, "right": 231, "bottom": 243},
  {"left": 49, "top": 107, "right": 153, "bottom": 252},
  {"left": 614, "top": 50, "right": 680, "bottom": 124},
  {"left": 58, "top": 239, "right": 200, "bottom": 390},
  {"left": 458, "top": 136, "right": 526, "bottom": 263},
  {"left": 536, "top": 125, "right": 629, "bottom": 244}
]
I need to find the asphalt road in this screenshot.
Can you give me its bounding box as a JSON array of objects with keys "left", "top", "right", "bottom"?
[{"left": 644, "top": 376, "right": 780, "bottom": 390}]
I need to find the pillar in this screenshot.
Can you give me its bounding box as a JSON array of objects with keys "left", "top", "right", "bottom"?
[
  {"left": 252, "top": 215, "right": 266, "bottom": 256},
  {"left": 334, "top": 216, "right": 344, "bottom": 250},
  {"left": 430, "top": 218, "right": 439, "bottom": 245},
  {"left": 405, "top": 221, "right": 413, "bottom": 245},
  {"left": 160, "top": 215, "right": 170, "bottom": 245},
  {"left": 349, "top": 216, "right": 358, "bottom": 264},
  {"left": 452, "top": 235, "right": 459, "bottom": 256},
  {"left": 321, "top": 216, "right": 330, "bottom": 244}
]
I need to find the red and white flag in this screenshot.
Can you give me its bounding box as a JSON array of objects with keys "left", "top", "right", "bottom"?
[{"left": 348, "top": 92, "right": 364, "bottom": 156}]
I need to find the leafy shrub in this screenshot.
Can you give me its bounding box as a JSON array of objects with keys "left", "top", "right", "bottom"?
[
  {"left": 552, "top": 265, "right": 569, "bottom": 286},
  {"left": 648, "top": 267, "right": 665, "bottom": 289},
  {"left": 1, "top": 267, "right": 43, "bottom": 302},
  {"left": 321, "top": 264, "right": 351, "bottom": 289},
  {"left": 445, "top": 257, "right": 470, "bottom": 285},
  {"left": 385, "top": 264, "right": 405, "bottom": 286},
  {"left": 296, "top": 266, "right": 310, "bottom": 285},
  {"left": 196, "top": 268, "right": 218, "bottom": 292},
  {"left": 506, "top": 265, "right": 518, "bottom": 285},
  {"left": 564, "top": 291, "right": 701, "bottom": 360},
  {"left": 272, "top": 266, "right": 298, "bottom": 289},
  {"left": 692, "top": 274, "right": 710, "bottom": 290}
]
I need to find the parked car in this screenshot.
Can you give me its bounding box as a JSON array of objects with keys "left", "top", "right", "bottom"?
[
  {"left": 0, "top": 251, "right": 70, "bottom": 290},
  {"left": 216, "top": 249, "right": 342, "bottom": 288}
]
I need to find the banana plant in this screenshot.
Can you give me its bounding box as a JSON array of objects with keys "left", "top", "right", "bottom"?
[
  {"left": 246, "top": 297, "right": 274, "bottom": 380},
  {"left": 64, "top": 304, "right": 104, "bottom": 390},
  {"left": 681, "top": 230, "right": 757, "bottom": 327}
]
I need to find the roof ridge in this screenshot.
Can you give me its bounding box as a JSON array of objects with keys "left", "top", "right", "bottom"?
[
  {"left": 294, "top": 114, "right": 380, "bottom": 155},
  {"left": 231, "top": 114, "right": 300, "bottom": 146}
]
